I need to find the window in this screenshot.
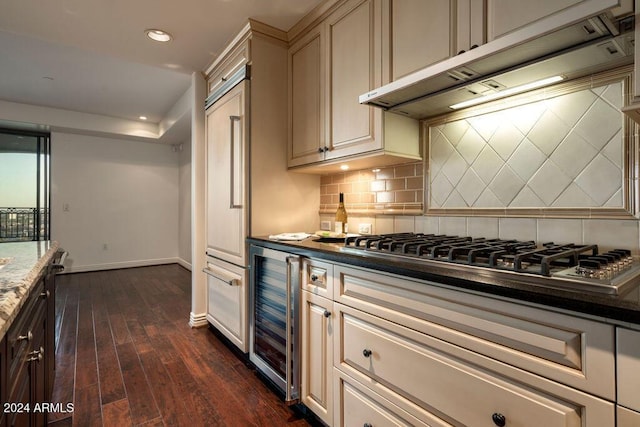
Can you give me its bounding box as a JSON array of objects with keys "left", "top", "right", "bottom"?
[{"left": 0, "top": 129, "right": 51, "bottom": 241}]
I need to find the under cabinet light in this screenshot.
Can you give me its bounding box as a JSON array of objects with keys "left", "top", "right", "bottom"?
[
  {"left": 449, "top": 75, "right": 565, "bottom": 110},
  {"left": 340, "top": 165, "right": 350, "bottom": 171}
]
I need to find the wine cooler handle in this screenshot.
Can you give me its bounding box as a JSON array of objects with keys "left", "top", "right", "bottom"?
[
  {"left": 285, "top": 255, "right": 301, "bottom": 402},
  {"left": 229, "top": 115, "right": 242, "bottom": 209}
]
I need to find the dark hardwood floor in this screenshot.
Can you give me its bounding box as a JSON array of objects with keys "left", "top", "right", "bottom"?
[{"left": 48, "top": 264, "right": 313, "bottom": 427}]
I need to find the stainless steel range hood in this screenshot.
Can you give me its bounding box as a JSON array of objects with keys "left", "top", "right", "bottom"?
[{"left": 360, "top": 1, "right": 634, "bottom": 120}]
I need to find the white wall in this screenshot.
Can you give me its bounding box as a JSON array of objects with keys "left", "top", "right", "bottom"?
[
  {"left": 178, "top": 138, "right": 192, "bottom": 267},
  {"left": 51, "top": 132, "right": 182, "bottom": 272}
]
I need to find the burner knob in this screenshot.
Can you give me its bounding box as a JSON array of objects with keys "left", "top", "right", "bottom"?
[
  {"left": 576, "top": 259, "right": 603, "bottom": 278},
  {"left": 611, "top": 249, "right": 633, "bottom": 267}
]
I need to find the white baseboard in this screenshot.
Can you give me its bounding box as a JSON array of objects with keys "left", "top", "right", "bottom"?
[
  {"left": 176, "top": 258, "right": 192, "bottom": 271},
  {"left": 61, "top": 257, "right": 182, "bottom": 273},
  {"left": 189, "top": 312, "right": 208, "bottom": 328}
]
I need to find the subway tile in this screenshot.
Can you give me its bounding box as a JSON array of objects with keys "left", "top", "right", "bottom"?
[
  {"left": 498, "top": 218, "right": 537, "bottom": 241},
  {"left": 386, "top": 178, "right": 406, "bottom": 191},
  {"left": 537, "top": 219, "right": 583, "bottom": 245},
  {"left": 583, "top": 219, "right": 640, "bottom": 252},
  {"left": 467, "top": 217, "right": 499, "bottom": 239},
  {"left": 376, "top": 167, "right": 395, "bottom": 180},
  {"left": 394, "top": 164, "right": 416, "bottom": 177}
]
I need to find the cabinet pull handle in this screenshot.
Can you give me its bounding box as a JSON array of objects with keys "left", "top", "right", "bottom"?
[
  {"left": 323, "top": 310, "right": 331, "bottom": 318},
  {"left": 363, "top": 424, "right": 373, "bottom": 427},
  {"left": 17, "top": 331, "right": 33, "bottom": 342},
  {"left": 28, "top": 346, "right": 45, "bottom": 363},
  {"left": 202, "top": 267, "right": 238, "bottom": 286},
  {"left": 362, "top": 349, "right": 372, "bottom": 358},
  {"left": 492, "top": 413, "right": 506, "bottom": 427},
  {"left": 229, "top": 115, "right": 243, "bottom": 209},
  {"left": 40, "top": 290, "right": 51, "bottom": 299}
]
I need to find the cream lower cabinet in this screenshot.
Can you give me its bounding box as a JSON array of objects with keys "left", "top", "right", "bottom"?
[
  {"left": 298, "top": 259, "right": 618, "bottom": 426},
  {"left": 301, "top": 259, "right": 334, "bottom": 425}
]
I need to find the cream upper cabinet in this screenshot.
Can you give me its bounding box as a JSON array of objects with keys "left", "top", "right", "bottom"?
[
  {"left": 325, "top": 0, "right": 382, "bottom": 160},
  {"left": 487, "top": 0, "right": 586, "bottom": 41},
  {"left": 390, "top": 0, "right": 485, "bottom": 81},
  {"left": 288, "top": 25, "right": 325, "bottom": 167},
  {"left": 288, "top": 0, "right": 421, "bottom": 172}
]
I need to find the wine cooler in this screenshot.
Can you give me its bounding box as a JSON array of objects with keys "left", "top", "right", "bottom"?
[{"left": 248, "top": 245, "right": 301, "bottom": 402}]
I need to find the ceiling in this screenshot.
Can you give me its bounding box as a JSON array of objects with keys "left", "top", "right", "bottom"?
[{"left": 0, "top": 0, "right": 324, "bottom": 140}]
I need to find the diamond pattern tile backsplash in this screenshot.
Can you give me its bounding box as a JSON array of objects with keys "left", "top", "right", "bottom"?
[{"left": 429, "top": 82, "right": 623, "bottom": 209}]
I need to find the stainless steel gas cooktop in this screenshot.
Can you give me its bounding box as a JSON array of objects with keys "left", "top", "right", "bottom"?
[{"left": 340, "top": 233, "right": 640, "bottom": 296}]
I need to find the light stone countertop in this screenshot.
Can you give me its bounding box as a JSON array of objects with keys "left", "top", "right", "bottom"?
[{"left": 0, "top": 241, "right": 60, "bottom": 340}]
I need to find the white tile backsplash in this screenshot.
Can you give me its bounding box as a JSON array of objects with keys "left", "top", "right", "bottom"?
[{"left": 429, "top": 81, "right": 624, "bottom": 210}]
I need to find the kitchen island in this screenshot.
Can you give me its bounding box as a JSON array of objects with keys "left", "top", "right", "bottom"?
[
  {"left": 0, "top": 241, "right": 60, "bottom": 339},
  {"left": 248, "top": 235, "right": 640, "bottom": 427},
  {"left": 0, "top": 240, "right": 60, "bottom": 427}
]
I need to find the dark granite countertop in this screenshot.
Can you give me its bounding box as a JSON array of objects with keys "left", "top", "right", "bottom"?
[
  {"left": 248, "top": 236, "right": 640, "bottom": 327},
  {"left": 0, "top": 241, "right": 60, "bottom": 339}
]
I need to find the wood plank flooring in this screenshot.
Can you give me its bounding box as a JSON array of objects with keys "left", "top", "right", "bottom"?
[{"left": 48, "top": 264, "right": 314, "bottom": 427}]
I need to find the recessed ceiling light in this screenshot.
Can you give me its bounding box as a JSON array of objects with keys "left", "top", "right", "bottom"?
[
  {"left": 139, "top": 116, "right": 148, "bottom": 121},
  {"left": 145, "top": 29, "right": 172, "bottom": 42}
]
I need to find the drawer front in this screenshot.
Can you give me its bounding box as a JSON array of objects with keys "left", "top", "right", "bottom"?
[
  {"left": 335, "top": 303, "right": 614, "bottom": 427},
  {"left": 301, "top": 258, "right": 333, "bottom": 298},
  {"left": 7, "top": 280, "right": 46, "bottom": 384},
  {"left": 617, "top": 405, "right": 640, "bottom": 427},
  {"left": 207, "top": 40, "right": 249, "bottom": 96},
  {"left": 334, "top": 264, "right": 615, "bottom": 399},
  {"left": 616, "top": 327, "right": 640, "bottom": 412},
  {"left": 334, "top": 369, "right": 451, "bottom": 427},
  {"left": 205, "top": 261, "right": 247, "bottom": 352}
]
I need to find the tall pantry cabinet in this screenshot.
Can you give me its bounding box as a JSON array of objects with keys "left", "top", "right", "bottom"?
[{"left": 202, "top": 21, "right": 319, "bottom": 352}]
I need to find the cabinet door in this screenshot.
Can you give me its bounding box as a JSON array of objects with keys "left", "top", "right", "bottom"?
[
  {"left": 326, "top": 0, "right": 383, "bottom": 159},
  {"left": 390, "top": 0, "right": 453, "bottom": 80},
  {"left": 487, "top": 0, "right": 586, "bottom": 41},
  {"left": 288, "top": 26, "right": 326, "bottom": 167},
  {"left": 301, "top": 291, "right": 333, "bottom": 425},
  {"left": 205, "top": 260, "right": 247, "bottom": 352},
  {"left": 205, "top": 82, "right": 248, "bottom": 266}
]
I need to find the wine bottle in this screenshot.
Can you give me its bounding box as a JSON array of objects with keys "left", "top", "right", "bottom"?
[{"left": 335, "top": 193, "right": 348, "bottom": 235}]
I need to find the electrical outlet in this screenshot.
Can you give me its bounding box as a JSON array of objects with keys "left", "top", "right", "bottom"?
[
  {"left": 358, "top": 223, "right": 372, "bottom": 234},
  {"left": 320, "top": 220, "right": 331, "bottom": 231}
]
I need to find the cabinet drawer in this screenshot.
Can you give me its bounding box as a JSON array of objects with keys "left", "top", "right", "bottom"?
[
  {"left": 333, "top": 369, "right": 451, "bottom": 427},
  {"left": 334, "top": 264, "right": 615, "bottom": 399},
  {"left": 335, "top": 303, "right": 614, "bottom": 427},
  {"left": 205, "top": 261, "right": 248, "bottom": 352},
  {"left": 7, "top": 280, "right": 46, "bottom": 384},
  {"left": 206, "top": 40, "right": 249, "bottom": 97},
  {"left": 616, "top": 327, "right": 640, "bottom": 412},
  {"left": 301, "top": 258, "right": 333, "bottom": 298}
]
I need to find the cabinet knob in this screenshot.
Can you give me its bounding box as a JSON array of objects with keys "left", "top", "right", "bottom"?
[
  {"left": 17, "top": 331, "right": 33, "bottom": 342},
  {"left": 362, "top": 349, "right": 372, "bottom": 358},
  {"left": 364, "top": 424, "right": 373, "bottom": 427},
  {"left": 492, "top": 413, "right": 506, "bottom": 427},
  {"left": 323, "top": 310, "right": 331, "bottom": 318},
  {"left": 28, "top": 346, "right": 44, "bottom": 363},
  {"left": 310, "top": 274, "right": 319, "bottom": 282},
  {"left": 317, "top": 147, "right": 324, "bottom": 153}
]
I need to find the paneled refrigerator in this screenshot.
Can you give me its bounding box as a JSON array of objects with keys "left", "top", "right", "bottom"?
[{"left": 202, "top": 26, "right": 319, "bottom": 355}]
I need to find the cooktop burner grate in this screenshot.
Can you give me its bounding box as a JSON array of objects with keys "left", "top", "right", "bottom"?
[{"left": 344, "top": 233, "right": 605, "bottom": 276}]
